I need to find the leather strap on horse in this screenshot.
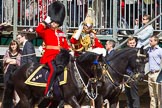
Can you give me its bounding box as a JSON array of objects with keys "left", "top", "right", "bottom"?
[
  {"left": 103, "top": 64, "right": 114, "bottom": 83},
  {"left": 46, "top": 45, "right": 61, "bottom": 50},
  {"left": 105, "top": 70, "right": 114, "bottom": 83}
]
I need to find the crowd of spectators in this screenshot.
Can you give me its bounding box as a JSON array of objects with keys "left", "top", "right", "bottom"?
[{"left": 0, "top": 0, "right": 162, "bottom": 107}]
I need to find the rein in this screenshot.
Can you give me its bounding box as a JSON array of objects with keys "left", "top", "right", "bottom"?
[
  {"left": 74, "top": 61, "right": 98, "bottom": 100},
  {"left": 75, "top": 62, "right": 90, "bottom": 79},
  {"left": 103, "top": 51, "right": 140, "bottom": 86}
]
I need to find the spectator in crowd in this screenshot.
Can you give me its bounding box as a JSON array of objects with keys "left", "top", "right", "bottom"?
[
  {"left": 2, "top": 40, "right": 22, "bottom": 107},
  {"left": 104, "top": 0, "right": 121, "bottom": 28},
  {"left": 143, "top": 0, "right": 155, "bottom": 18},
  {"left": 125, "top": 37, "right": 140, "bottom": 108},
  {"left": 0, "top": 22, "right": 12, "bottom": 31},
  {"left": 92, "top": 0, "right": 105, "bottom": 27},
  {"left": 147, "top": 35, "right": 162, "bottom": 108},
  {"left": 16, "top": 32, "right": 37, "bottom": 65},
  {"left": 134, "top": 14, "right": 154, "bottom": 48},
  {"left": 38, "top": 41, "right": 46, "bottom": 55},
  {"left": 125, "top": 0, "right": 138, "bottom": 28},
  {"left": 77, "top": 0, "right": 87, "bottom": 22},
  {"left": 3, "top": 0, "right": 13, "bottom": 25},
  {"left": 37, "top": 0, "right": 55, "bottom": 22},
  {"left": 25, "top": 0, "right": 38, "bottom": 26},
  {"left": 127, "top": 36, "right": 137, "bottom": 48},
  {"left": 105, "top": 39, "right": 116, "bottom": 61},
  {"left": 70, "top": 16, "right": 104, "bottom": 57},
  {"left": 36, "top": 1, "right": 71, "bottom": 98}
]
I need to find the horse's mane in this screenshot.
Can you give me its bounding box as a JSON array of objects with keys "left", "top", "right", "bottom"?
[
  {"left": 107, "top": 47, "right": 137, "bottom": 61},
  {"left": 54, "top": 48, "right": 70, "bottom": 66},
  {"left": 77, "top": 52, "right": 99, "bottom": 63}
]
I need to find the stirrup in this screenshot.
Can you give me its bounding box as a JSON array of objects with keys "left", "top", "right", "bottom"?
[{"left": 45, "top": 90, "right": 53, "bottom": 98}]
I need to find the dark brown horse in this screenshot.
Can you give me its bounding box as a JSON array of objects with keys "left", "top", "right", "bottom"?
[
  {"left": 95, "top": 47, "right": 148, "bottom": 108},
  {"left": 2, "top": 49, "right": 105, "bottom": 108}
]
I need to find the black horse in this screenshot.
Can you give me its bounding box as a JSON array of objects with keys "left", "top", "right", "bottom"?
[
  {"left": 2, "top": 49, "right": 105, "bottom": 108},
  {"left": 94, "top": 47, "right": 148, "bottom": 108}
]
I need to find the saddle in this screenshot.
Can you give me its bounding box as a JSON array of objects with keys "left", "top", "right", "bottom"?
[{"left": 24, "top": 64, "right": 68, "bottom": 87}]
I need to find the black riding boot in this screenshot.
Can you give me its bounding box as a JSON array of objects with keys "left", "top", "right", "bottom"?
[{"left": 46, "top": 71, "right": 57, "bottom": 98}]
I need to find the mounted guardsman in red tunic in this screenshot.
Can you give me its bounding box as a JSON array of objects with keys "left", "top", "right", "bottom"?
[
  {"left": 70, "top": 16, "right": 106, "bottom": 57},
  {"left": 36, "top": 1, "right": 71, "bottom": 98}
]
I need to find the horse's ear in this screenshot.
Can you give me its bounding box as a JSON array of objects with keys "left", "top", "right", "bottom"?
[
  {"left": 137, "top": 46, "right": 147, "bottom": 58},
  {"left": 140, "top": 46, "right": 144, "bottom": 54},
  {"left": 98, "top": 54, "right": 103, "bottom": 61},
  {"left": 60, "top": 48, "right": 68, "bottom": 53}
]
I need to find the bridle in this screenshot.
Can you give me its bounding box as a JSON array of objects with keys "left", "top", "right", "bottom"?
[
  {"left": 102, "top": 49, "right": 147, "bottom": 86},
  {"left": 73, "top": 58, "right": 103, "bottom": 100}
]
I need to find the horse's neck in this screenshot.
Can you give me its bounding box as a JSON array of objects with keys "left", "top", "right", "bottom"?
[
  {"left": 108, "top": 60, "right": 128, "bottom": 83},
  {"left": 68, "top": 61, "right": 89, "bottom": 88},
  {"left": 75, "top": 62, "right": 89, "bottom": 82}
]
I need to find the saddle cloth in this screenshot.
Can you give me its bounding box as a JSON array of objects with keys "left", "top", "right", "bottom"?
[{"left": 24, "top": 65, "right": 68, "bottom": 87}]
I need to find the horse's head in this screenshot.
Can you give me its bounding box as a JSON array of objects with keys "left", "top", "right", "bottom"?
[
  {"left": 129, "top": 46, "right": 148, "bottom": 81},
  {"left": 54, "top": 48, "right": 70, "bottom": 72},
  {"left": 76, "top": 52, "right": 105, "bottom": 99},
  {"left": 133, "top": 47, "right": 148, "bottom": 80},
  {"left": 77, "top": 52, "right": 104, "bottom": 80},
  {"left": 106, "top": 47, "right": 148, "bottom": 82}
]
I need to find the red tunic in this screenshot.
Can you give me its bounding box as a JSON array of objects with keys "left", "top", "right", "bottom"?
[{"left": 36, "top": 23, "right": 70, "bottom": 64}]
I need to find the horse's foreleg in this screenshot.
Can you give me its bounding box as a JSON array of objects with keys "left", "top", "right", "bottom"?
[
  {"left": 14, "top": 99, "right": 32, "bottom": 108},
  {"left": 109, "top": 98, "right": 119, "bottom": 108},
  {"left": 94, "top": 95, "right": 104, "bottom": 108},
  {"left": 66, "top": 96, "right": 81, "bottom": 108},
  {"left": 15, "top": 89, "right": 33, "bottom": 108},
  {"left": 2, "top": 82, "right": 15, "bottom": 108}
]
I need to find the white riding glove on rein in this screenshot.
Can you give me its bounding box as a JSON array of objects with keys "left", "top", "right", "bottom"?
[{"left": 73, "top": 22, "right": 84, "bottom": 40}]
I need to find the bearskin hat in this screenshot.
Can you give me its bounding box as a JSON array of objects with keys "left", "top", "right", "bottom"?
[{"left": 48, "top": 1, "right": 65, "bottom": 26}]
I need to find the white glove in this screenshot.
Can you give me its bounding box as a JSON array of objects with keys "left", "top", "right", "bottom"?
[
  {"left": 45, "top": 16, "right": 51, "bottom": 24},
  {"left": 78, "top": 22, "right": 84, "bottom": 29},
  {"left": 69, "top": 51, "right": 74, "bottom": 56},
  {"left": 73, "top": 22, "right": 84, "bottom": 40},
  {"left": 91, "top": 48, "right": 106, "bottom": 57},
  {"left": 38, "top": 46, "right": 43, "bottom": 53},
  {"left": 28, "top": 27, "right": 33, "bottom": 32}
]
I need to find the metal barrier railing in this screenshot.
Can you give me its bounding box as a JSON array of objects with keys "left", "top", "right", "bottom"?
[
  {"left": 0, "top": 0, "right": 162, "bottom": 40},
  {"left": 115, "top": 13, "right": 162, "bottom": 49}
]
